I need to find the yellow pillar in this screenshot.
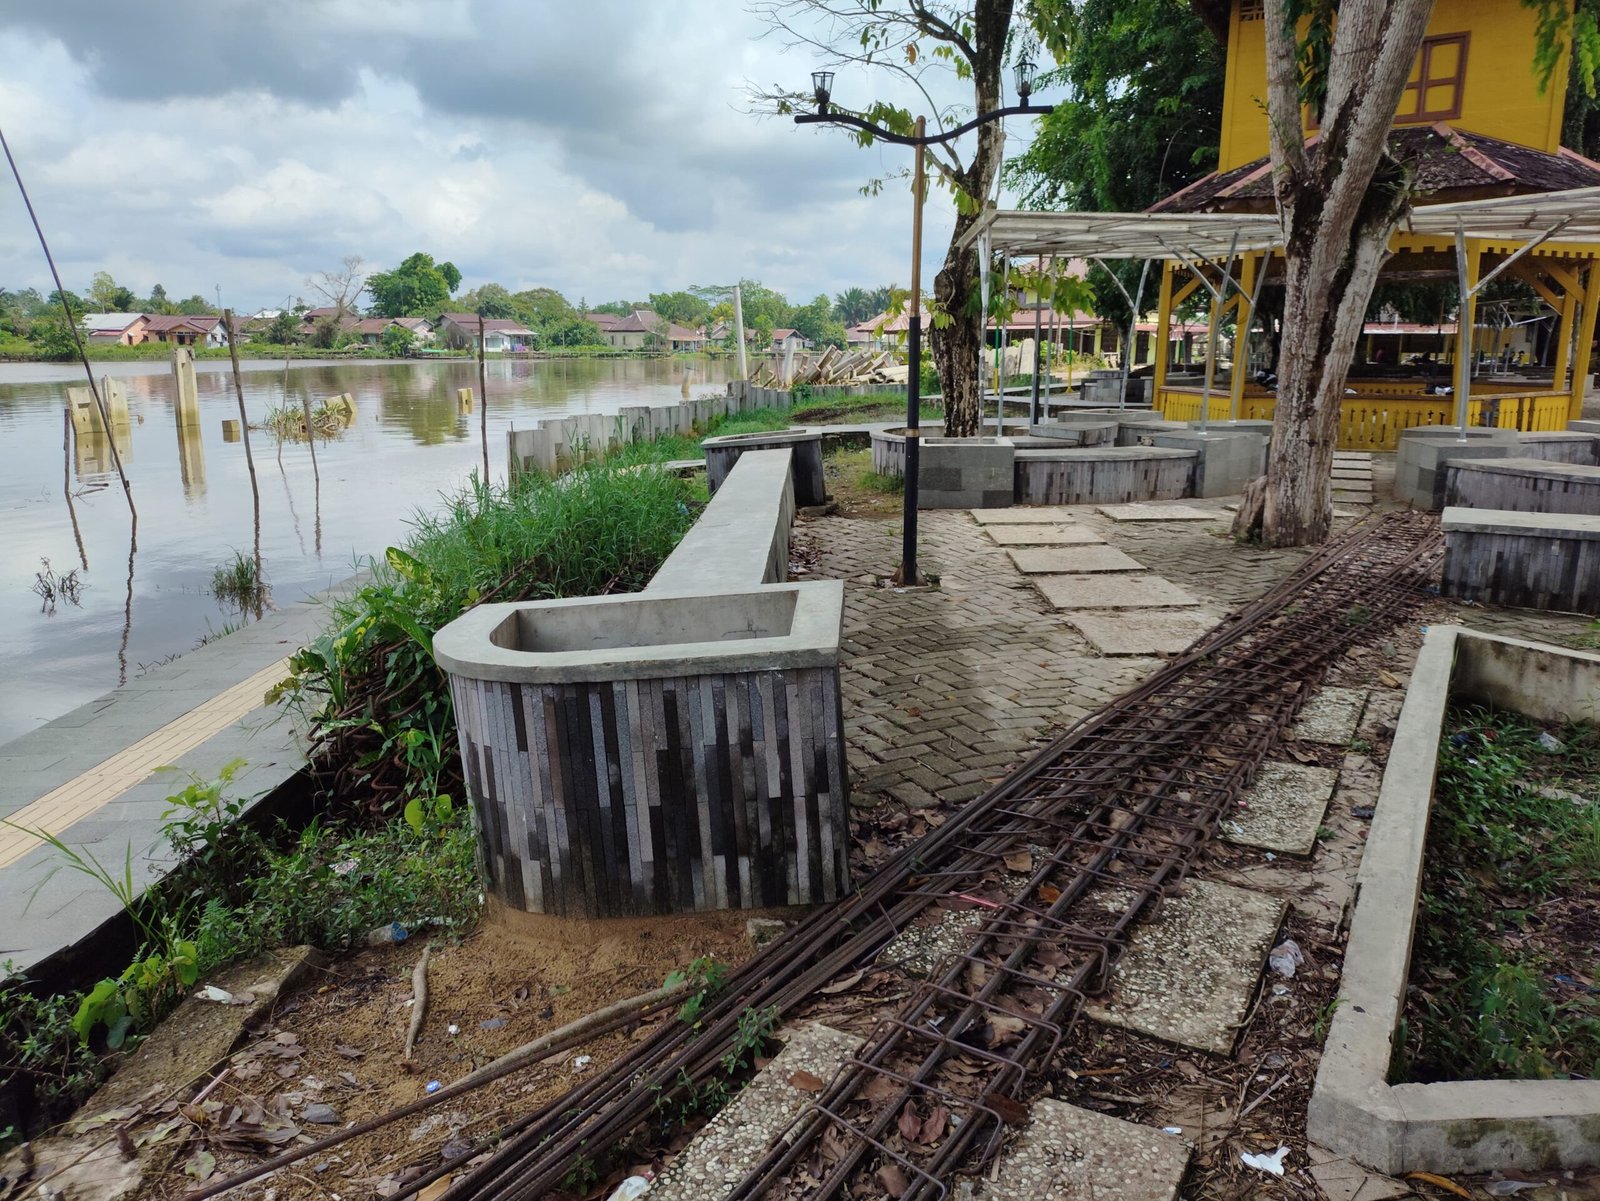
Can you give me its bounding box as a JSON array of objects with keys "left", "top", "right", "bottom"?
[
  {"left": 1555, "top": 282, "right": 1579, "bottom": 404},
  {"left": 1570, "top": 262, "right": 1600, "bottom": 421},
  {"left": 1153, "top": 261, "right": 1175, "bottom": 415},
  {"left": 1229, "top": 252, "right": 1258, "bottom": 421}
]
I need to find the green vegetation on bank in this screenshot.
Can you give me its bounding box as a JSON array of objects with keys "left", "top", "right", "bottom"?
[{"left": 1398, "top": 705, "right": 1600, "bottom": 1082}]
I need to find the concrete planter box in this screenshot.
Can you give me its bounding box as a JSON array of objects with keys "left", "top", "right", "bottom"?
[
  {"left": 1013, "top": 446, "right": 1197, "bottom": 505},
  {"left": 1441, "top": 456, "right": 1600, "bottom": 515},
  {"left": 704, "top": 428, "right": 827, "bottom": 507},
  {"left": 1148, "top": 429, "right": 1266, "bottom": 498},
  {"left": 919, "top": 436, "right": 1016, "bottom": 508},
  {"left": 1441, "top": 507, "right": 1600, "bottom": 614},
  {"left": 1513, "top": 430, "right": 1600, "bottom": 465},
  {"left": 434, "top": 583, "right": 850, "bottom": 918},
  {"left": 1027, "top": 419, "right": 1119, "bottom": 447},
  {"left": 1394, "top": 427, "right": 1519, "bottom": 509},
  {"left": 1308, "top": 626, "right": 1600, "bottom": 1173},
  {"left": 870, "top": 428, "right": 909, "bottom": 478}
]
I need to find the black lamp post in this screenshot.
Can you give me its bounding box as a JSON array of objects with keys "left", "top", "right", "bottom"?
[{"left": 795, "top": 68, "right": 1052, "bottom": 586}]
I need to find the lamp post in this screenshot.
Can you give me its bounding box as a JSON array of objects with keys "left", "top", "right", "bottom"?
[{"left": 794, "top": 56, "right": 1051, "bottom": 586}]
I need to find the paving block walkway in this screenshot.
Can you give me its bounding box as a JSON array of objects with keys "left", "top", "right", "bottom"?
[{"left": 0, "top": 589, "right": 342, "bottom": 976}]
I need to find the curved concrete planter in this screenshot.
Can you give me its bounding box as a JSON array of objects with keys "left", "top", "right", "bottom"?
[
  {"left": 704, "top": 428, "right": 827, "bottom": 507},
  {"left": 434, "top": 583, "right": 850, "bottom": 918},
  {"left": 1308, "top": 626, "right": 1600, "bottom": 1173},
  {"left": 1014, "top": 446, "right": 1197, "bottom": 505}
]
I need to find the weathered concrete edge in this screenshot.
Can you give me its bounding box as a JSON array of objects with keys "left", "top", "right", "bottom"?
[
  {"left": 1308, "top": 625, "right": 1600, "bottom": 1173},
  {"left": 431, "top": 582, "right": 845, "bottom": 684}
]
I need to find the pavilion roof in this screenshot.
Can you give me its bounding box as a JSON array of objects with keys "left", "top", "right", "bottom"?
[{"left": 963, "top": 187, "right": 1600, "bottom": 262}]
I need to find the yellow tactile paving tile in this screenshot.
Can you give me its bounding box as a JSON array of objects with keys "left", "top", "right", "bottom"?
[{"left": 0, "top": 658, "right": 290, "bottom": 870}]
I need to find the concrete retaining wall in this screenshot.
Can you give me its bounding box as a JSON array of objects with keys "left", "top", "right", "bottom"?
[
  {"left": 919, "top": 437, "right": 1015, "bottom": 509},
  {"left": 1014, "top": 447, "right": 1197, "bottom": 505},
  {"left": 1307, "top": 625, "right": 1600, "bottom": 1173},
  {"left": 1441, "top": 507, "right": 1600, "bottom": 614},
  {"left": 704, "top": 429, "right": 827, "bottom": 507},
  {"left": 1441, "top": 457, "right": 1600, "bottom": 515}
]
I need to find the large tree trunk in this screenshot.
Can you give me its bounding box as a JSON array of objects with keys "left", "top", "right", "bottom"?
[
  {"left": 1232, "top": 0, "right": 1435, "bottom": 546},
  {"left": 927, "top": 0, "right": 1012, "bottom": 438}
]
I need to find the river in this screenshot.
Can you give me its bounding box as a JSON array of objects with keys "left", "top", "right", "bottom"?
[{"left": 0, "top": 355, "right": 733, "bottom": 745}]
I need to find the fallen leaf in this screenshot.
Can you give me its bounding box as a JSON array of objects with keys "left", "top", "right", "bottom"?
[
  {"left": 896, "top": 1103, "right": 921, "bottom": 1143},
  {"left": 983, "top": 1090, "right": 1030, "bottom": 1126},
  {"left": 1406, "top": 1172, "right": 1473, "bottom": 1200},
  {"left": 819, "top": 969, "right": 865, "bottom": 995},
  {"left": 788, "top": 1070, "right": 826, "bottom": 1093},
  {"left": 333, "top": 1043, "right": 364, "bottom": 1060},
  {"left": 418, "top": 1180, "right": 453, "bottom": 1201},
  {"left": 877, "top": 1163, "right": 911, "bottom": 1197},
  {"left": 184, "top": 1150, "right": 217, "bottom": 1181},
  {"left": 918, "top": 1105, "right": 949, "bottom": 1144},
  {"left": 1038, "top": 884, "right": 1062, "bottom": 904},
  {"left": 1378, "top": 670, "right": 1402, "bottom": 688},
  {"left": 1003, "top": 851, "right": 1033, "bottom": 873}
]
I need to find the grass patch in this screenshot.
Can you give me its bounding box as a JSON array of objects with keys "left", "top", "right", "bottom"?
[
  {"left": 279, "top": 462, "right": 697, "bottom": 815},
  {"left": 1398, "top": 703, "right": 1600, "bottom": 1082},
  {"left": 209, "top": 550, "right": 269, "bottom": 613}
]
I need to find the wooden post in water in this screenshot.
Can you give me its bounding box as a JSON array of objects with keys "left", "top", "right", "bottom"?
[
  {"left": 172, "top": 346, "right": 199, "bottom": 426},
  {"left": 478, "top": 314, "right": 489, "bottom": 484},
  {"left": 734, "top": 284, "right": 748, "bottom": 380},
  {"left": 224, "top": 309, "right": 264, "bottom": 597}
]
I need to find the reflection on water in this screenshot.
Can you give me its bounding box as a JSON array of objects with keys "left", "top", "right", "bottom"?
[{"left": 0, "top": 356, "right": 731, "bottom": 744}]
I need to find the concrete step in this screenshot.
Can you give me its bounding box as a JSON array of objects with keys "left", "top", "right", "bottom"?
[
  {"left": 1222, "top": 760, "right": 1340, "bottom": 855},
  {"left": 1008, "top": 546, "right": 1144, "bottom": 574},
  {"left": 1066, "top": 609, "right": 1223, "bottom": 656},
  {"left": 970, "top": 506, "right": 1086, "bottom": 524},
  {"left": 1085, "top": 877, "right": 1286, "bottom": 1055},
  {"left": 1289, "top": 686, "right": 1369, "bottom": 744},
  {"left": 1035, "top": 574, "right": 1200, "bottom": 611},
  {"left": 973, "top": 1099, "right": 1192, "bottom": 1201},
  {"left": 986, "top": 524, "right": 1103, "bottom": 546}
]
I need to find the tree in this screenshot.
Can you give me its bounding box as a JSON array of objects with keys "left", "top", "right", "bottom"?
[
  {"left": 30, "top": 311, "right": 80, "bottom": 360},
  {"left": 545, "top": 317, "right": 607, "bottom": 347},
  {"left": 306, "top": 255, "right": 366, "bottom": 318},
  {"left": 754, "top": 0, "right": 1020, "bottom": 436},
  {"left": 176, "top": 294, "right": 217, "bottom": 315},
  {"left": 514, "top": 287, "right": 580, "bottom": 330},
  {"left": 381, "top": 323, "right": 416, "bottom": 356},
  {"left": 366, "top": 252, "right": 458, "bottom": 317},
  {"left": 792, "top": 293, "right": 847, "bottom": 347},
  {"left": 261, "top": 310, "right": 301, "bottom": 345},
  {"left": 146, "top": 283, "right": 173, "bottom": 314},
  {"left": 832, "top": 286, "right": 874, "bottom": 325},
  {"left": 88, "top": 271, "right": 135, "bottom": 311},
  {"left": 1016, "top": 0, "right": 1223, "bottom": 214},
  {"left": 457, "top": 282, "right": 518, "bottom": 319},
  {"left": 591, "top": 299, "right": 638, "bottom": 317},
  {"left": 649, "top": 290, "right": 710, "bottom": 327}
]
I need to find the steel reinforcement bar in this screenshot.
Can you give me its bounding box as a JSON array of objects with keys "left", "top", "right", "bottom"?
[{"left": 417, "top": 511, "right": 1442, "bottom": 1201}]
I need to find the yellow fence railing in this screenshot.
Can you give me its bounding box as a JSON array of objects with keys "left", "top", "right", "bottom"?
[{"left": 1156, "top": 387, "right": 1571, "bottom": 451}]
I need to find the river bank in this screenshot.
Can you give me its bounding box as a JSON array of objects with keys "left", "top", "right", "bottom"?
[{"left": 0, "top": 356, "right": 733, "bottom": 744}]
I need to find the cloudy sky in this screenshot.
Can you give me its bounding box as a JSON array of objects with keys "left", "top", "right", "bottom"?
[{"left": 0, "top": 2, "right": 1057, "bottom": 314}]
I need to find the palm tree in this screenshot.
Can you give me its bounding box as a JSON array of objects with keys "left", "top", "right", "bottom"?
[{"left": 832, "top": 287, "right": 871, "bottom": 326}]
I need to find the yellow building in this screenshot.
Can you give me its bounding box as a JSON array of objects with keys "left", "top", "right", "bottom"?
[{"left": 1134, "top": 0, "right": 1600, "bottom": 448}]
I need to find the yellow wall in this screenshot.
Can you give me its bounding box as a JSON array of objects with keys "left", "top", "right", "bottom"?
[{"left": 1218, "top": 0, "right": 1570, "bottom": 171}]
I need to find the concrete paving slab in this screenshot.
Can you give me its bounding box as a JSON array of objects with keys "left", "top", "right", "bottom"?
[
  {"left": 1290, "top": 687, "right": 1368, "bottom": 744},
  {"left": 1066, "top": 610, "right": 1220, "bottom": 656},
  {"left": 978, "top": 1098, "right": 1192, "bottom": 1201},
  {"left": 1008, "top": 546, "right": 1146, "bottom": 574},
  {"left": 969, "top": 507, "right": 1085, "bottom": 524},
  {"left": 1306, "top": 1144, "right": 1413, "bottom": 1201},
  {"left": 648, "top": 1024, "right": 862, "bottom": 1200},
  {"left": 1096, "top": 503, "right": 1220, "bottom": 522},
  {"left": 1224, "top": 761, "right": 1340, "bottom": 855},
  {"left": 1034, "top": 575, "right": 1200, "bottom": 611},
  {"left": 1086, "top": 878, "right": 1286, "bottom": 1054},
  {"left": 986, "top": 524, "right": 1105, "bottom": 546}
]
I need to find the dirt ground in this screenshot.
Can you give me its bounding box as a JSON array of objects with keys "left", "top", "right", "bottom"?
[{"left": 149, "top": 904, "right": 771, "bottom": 1200}]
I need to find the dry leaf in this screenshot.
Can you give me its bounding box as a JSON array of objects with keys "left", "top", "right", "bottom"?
[
  {"left": 334, "top": 1044, "right": 364, "bottom": 1060},
  {"left": 1038, "top": 884, "right": 1062, "bottom": 904},
  {"left": 788, "top": 1070, "right": 826, "bottom": 1093},
  {"left": 896, "top": 1103, "right": 922, "bottom": 1143},
  {"left": 1003, "top": 851, "right": 1033, "bottom": 873},
  {"left": 1406, "top": 1173, "right": 1473, "bottom": 1200},
  {"left": 877, "top": 1163, "right": 911, "bottom": 1197},
  {"left": 418, "top": 1179, "right": 453, "bottom": 1201},
  {"left": 918, "top": 1105, "right": 949, "bottom": 1144},
  {"left": 1378, "top": 670, "right": 1402, "bottom": 688},
  {"left": 984, "top": 1090, "right": 1030, "bottom": 1126},
  {"left": 819, "top": 969, "right": 865, "bottom": 995}
]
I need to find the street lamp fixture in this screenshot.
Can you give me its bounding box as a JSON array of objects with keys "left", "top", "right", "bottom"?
[
  {"left": 1014, "top": 51, "right": 1037, "bottom": 106},
  {"left": 793, "top": 77, "right": 1052, "bottom": 586},
  {"left": 811, "top": 71, "right": 835, "bottom": 114}
]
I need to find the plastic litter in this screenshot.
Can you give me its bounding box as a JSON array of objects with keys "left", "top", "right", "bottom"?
[
  {"left": 1241, "top": 1147, "right": 1289, "bottom": 1176},
  {"left": 606, "top": 1177, "right": 654, "bottom": 1201},
  {"left": 1485, "top": 1181, "right": 1542, "bottom": 1196},
  {"left": 424, "top": 1080, "right": 441, "bottom": 1094},
  {"left": 1163, "top": 1126, "right": 1183, "bottom": 1135},
  {"left": 364, "top": 922, "right": 409, "bottom": 946},
  {"left": 447, "top": 1024, "right": 460, "bottom": 1036},
  {"left": 573, "top": 1054, "right": 593, "bottom": 1071},
  {"left": 1268, "top": 939, "right": 1304, "bottom": 978}
]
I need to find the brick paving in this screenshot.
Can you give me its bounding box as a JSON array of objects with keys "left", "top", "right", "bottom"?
[{"left": 808, "top": 507, "right": 1311, "bottom": 811}]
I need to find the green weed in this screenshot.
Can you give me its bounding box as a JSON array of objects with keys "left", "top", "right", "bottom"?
[{"left": 209, "top": 551, "right": 268, "bottom": 613}]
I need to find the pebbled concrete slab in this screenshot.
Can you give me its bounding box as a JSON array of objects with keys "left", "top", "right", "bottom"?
[
  {"left": 969, "top": 507, "right": 1084, "bottom": 524},
  {"left": 1008, "top": 546, "right": 1145, "bottom": 574},
  {"left": 1096, "top": 502, "right": 1221, "bottom": 522},
  {"left": 1066, "top": 610, "right": 1221, "bottom": 656},
  {"left": 1291, "top": 687, "right": 1369, "bottom": 744},
  {"left": 977, "top": 1098, "right": 1192, "bottom": 1201},
  {"left": 648, "top": 1024, "right": 862, "bottom": 1200},
  {"left": 986, "top": 524, "right": 1105, "bottom": 546},
  {"left": 1034, "top": 574, "right": 1200, "bottom": 611},
  {"left": 1086, "top": 878, "right": 1286, "bottom": 1054},
  {"left": 1224, "top": 761, "right": 1340, "bottom": 855},
  {"left": 1306, "top": 1144, "right": 1412, "bottom": 1201}
]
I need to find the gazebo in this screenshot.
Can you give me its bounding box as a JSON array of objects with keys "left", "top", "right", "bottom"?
[{"left": 966, "top": 183, "right": 1600, "bottom": 450}]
